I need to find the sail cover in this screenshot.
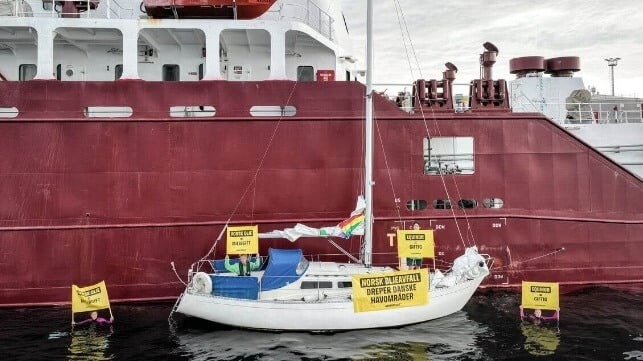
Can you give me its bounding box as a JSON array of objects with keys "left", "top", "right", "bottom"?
[
  {"left": 260, "top": 248, "right": 305, "bottom": 291},
  {"left": 259, "top": 196, "right": 365, "bottom": 242}
]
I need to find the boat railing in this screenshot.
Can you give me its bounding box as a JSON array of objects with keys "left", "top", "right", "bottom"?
[
  {"left": 265, "top": 0, "right": 334, "bottom": 41},
  {"left": 7, "top": 0, "right": 136, "bottom": 19}
]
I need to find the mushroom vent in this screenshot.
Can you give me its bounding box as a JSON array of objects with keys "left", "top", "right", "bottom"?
[
  {"left": 509, "top": 56, "right": 545, "bottom": 78},
  {"left": 545, "top": 57, "right": 580, "bottom": 77}
]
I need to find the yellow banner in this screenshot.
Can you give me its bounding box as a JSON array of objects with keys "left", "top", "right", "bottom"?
[
  {"left": 521, "top": 281, "right": 559, "bottom": 310},
  {"left": 352, "top": 269, "right": 429, "bottom": 312},
  {"left": 397, "top": 230, "right": 434, "bottom": 259},
  {"left": 226, "top": 225, "right": 258, "bottom": 255},
  {"left": 71, "top": 281, "right": 111, "bottom": 313}
]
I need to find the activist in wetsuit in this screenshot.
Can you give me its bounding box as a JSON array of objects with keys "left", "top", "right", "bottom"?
[
  {"left": 520, "top": 306, "right": 559, "bottom": 325},
  {"left": 224, "top": 254, "right": 261, "bottom": 276},
  {"left": 73, "top": 311, "right": 114, "bottom": 326}
]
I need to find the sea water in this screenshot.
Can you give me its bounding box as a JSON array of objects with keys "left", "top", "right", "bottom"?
[{"left": 0, "top": 288, "right": 641, "bottom": 360}]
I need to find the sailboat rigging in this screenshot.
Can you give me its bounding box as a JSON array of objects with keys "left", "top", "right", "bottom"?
[{"left": 170, "top": 0, "right": 490, "bottom": 331}]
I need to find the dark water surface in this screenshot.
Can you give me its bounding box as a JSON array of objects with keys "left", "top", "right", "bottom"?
[{"left": 1, "top": 288, "right": 641, "bottom": 360}]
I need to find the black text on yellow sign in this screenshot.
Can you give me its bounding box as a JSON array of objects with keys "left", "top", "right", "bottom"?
[
  {"left": 396, "top": 230, "right": 435, "bottom": 259},
  {"left": 226, "top": 225, "right": 258, "bottom": 255},
  {"left": 352, "top": 269, "right": 429, "bottom": 312},
  {"left": 521, "top": 281, "right": 559, "bottom": 310},
  {"left": 71, "top": 281, "right": 111, "bottom": 313}
]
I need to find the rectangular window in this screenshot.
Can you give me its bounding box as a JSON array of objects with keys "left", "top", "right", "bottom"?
[
  {"left": 56, "top": 64, "right": 62, "bottom": 81},
  {"left": 338, "top": 281, "right": 352, "bottom": 288},
  {"left": 297, "top": 66, "right": 314, "bottom": 82},
  {"left": 115, "top": 64, "right": 123, "bottom": 80},
  {"left": 198, "top": 63, "right": 204, "bottom": 80},
  {"left": 300, "top": 281, "right": 333, "bottom": 289},
  {"left": 162, "top": 64, "right": 180, "bottom": 81},
  {"left": 424, "top": 137, "right": 474, "bottom": 175},
  {"left": 19, "top": 64, "right": 37, "bottom": 81}
]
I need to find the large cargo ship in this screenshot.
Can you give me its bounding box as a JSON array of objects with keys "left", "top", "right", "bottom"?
[{"left": 0, "top": 0, "right": 641, "bottom": 306}]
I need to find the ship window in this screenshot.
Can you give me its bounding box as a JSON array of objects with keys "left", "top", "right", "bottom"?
[
  {"left": 423, "top": 137, "right": 474, "bottom": 175},
  {"left": 457, "top": 199, "right": 478, "bottom": 209},
  {"left": 300, "top": 281, "right": 333, "bottom": 289},
  {"left": 432, "top": 199, "right": 452, "bottom": 209},
  {"left": 338, "top": 281, "right": 352, "bottom": 288},
  {"left": 297, "top": 66, "right": 314, "bottom": 81},
  {"left": 0, "top": 107, "right": 19, "bottom": 118},
  {"left": 198, "top": 63, "right": 204, "bottom": 80},
  {"left": 84, "top": 106, "right": 133, "bottom": 118},
  {"left": 19, "top": 64, "right": 37, "bottom": 81},
  {"left": 482, "top": 198, "right": 504, "bottom": 209},
  {"left": 169, "top": 106, "right": 216, "bottom": 118},
  {"left": 56, "top": 64, "right": 62, "bottom": 80},
  {"left": 163, "top": 64, "right": 180, "bottom": 81},
  {"left": 115, "top": 64, "right": 123, "bottom": 80},
  {"left": 406, "top": 200, "right": 428, "bottom": 211},
  {"left": 250, "top": 106, "right": 296, "bottom": 117}
]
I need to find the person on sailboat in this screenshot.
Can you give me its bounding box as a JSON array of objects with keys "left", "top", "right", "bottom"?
[
  {"left": 406, "top": 223, "right": 423, "bottom": 269},
  {"left": 224, "top": 254, "right": 261, "bottom": 276},
  {"left": 520, "top": 306, "right": 560, "bottom": 325}
]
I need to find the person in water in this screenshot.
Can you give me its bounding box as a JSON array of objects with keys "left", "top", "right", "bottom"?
[
  {"left": 224, "top": 253, "right": 261, "bottom": 276},
  {"left": 520, "top": 306, "right": 559, "bottom": 325},
  {"left": 73, "top": 311, "right": 114, "bottom": 326}
]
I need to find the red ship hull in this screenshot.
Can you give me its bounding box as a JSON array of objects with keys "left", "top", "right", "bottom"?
[{"left": 0, "top": 80, "right": 641, "bottom": 306}]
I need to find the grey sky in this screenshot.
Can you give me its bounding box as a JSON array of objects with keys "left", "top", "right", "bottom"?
[{"left": 341, "top": 0, "right": 643, "bottom": 97}]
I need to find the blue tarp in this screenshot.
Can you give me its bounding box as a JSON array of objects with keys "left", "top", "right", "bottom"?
[
  {"left": 210, "top": 275, "right": 259, "bottom": 300},
  {"left": 260, "top": 248, "right": 306, "bottom": 291}
]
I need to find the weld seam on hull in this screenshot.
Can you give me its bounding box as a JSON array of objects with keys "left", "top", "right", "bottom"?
[{"left": 1, "top": 213, "right": 640, "bottom": 232}]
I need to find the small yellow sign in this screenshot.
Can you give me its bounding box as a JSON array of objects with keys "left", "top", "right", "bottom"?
[
  {"left": 521, "top": 281, "right": 559, "bottom": 310},
  {"left": 397, "top": 230, "right": 434, "bottom": 259},
  {"left": 71, "top": 281, "right": 111, "bottom": 313},
  {"left": 226, "top": 225, "right": 258, "bottom": 255},
  {"left": 352, "top": 269, "right": 429, "bottom": 312}
]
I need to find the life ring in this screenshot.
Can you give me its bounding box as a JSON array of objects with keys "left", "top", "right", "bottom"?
[{"left": 191, "top": 272, "right": 212, "bottom": 294}]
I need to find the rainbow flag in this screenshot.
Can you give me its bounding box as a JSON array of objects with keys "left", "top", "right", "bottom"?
[{"left": 339, "top": 213, "right": 364, "bottom": 238}]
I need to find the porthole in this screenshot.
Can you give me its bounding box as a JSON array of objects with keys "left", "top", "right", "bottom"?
[
  {"left": 482, "top": 198, "right": 504, "bottom": 209},
  {"left": 406, "top": 199, "right": 428, "bottom": 211},
  {"left": 458, "top": 199, "right": 478, "bottom": 209},
  {"left": 432, "top": 199, "right": 452, "bottom": 209}
]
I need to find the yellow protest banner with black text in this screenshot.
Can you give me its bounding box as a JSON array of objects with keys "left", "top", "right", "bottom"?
[
  {"left": 226, "top": 225, "right": 258, "bottom": 254},
  {"left": 397, "top": 229, "right": 434, "bottom": 259},
  {"left": 71, "top": 281, "right": 111, "bottom": 313},
  {"left": 521, "top": 281, "right": 559, "bottom": 310},
  {"left": 352, "top": 269, "right": 429, "bottom": 312}
]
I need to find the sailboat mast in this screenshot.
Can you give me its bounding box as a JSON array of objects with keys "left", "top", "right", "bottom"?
[{"left": 363, "top": 0, "right": 374, "bottom": 267}]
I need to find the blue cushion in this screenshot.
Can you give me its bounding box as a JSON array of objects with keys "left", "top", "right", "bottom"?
[{"left": 210, "top": 275, "right": 259, "bottom": 300}]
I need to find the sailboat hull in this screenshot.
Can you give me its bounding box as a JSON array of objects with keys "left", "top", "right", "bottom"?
[{"left": 175, "top": 276, "right": 485, "bottom": 331}]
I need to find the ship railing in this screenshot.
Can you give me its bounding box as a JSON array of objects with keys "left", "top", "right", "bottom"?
[
  {"left": 266, "top": 0, "right": 334, "bottom": 41},
  {"left": 8, "top": 0, "right": 135, "bottom": 19},
  {"left": 511, "top": 96, "right": 643, "bottom": 125},
  {"left": 593, "top": 144, "right": 643, "bottom": 155}
]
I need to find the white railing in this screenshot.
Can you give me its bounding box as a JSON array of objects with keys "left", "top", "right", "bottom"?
[
  {"left": 267, "top": 0, "right": 334, "bottom": 41},
  {"left": 6, "top": 0, "right": 135, "bottom": 19}
]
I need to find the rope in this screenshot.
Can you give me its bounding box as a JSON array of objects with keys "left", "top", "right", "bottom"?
[
  {"left": 375, "top": 118, "right": 402, "bottom": 222},
  {"left": 392, "top": 0, "right": 469, "bottom": 248},
  {"left": 327, "top": 238, "right": 361, "bottom": 263},
  {"left": 493, "top": 248, "right": 566, "bottom": 271},
  {"left": 170, "top": 261, "right": 188, "bottom": 286},
  {"left": 194, "top": 82, "right": 301, "bottom": 264}
]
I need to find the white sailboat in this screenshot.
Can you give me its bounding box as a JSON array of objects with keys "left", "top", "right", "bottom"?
[{"left": 171, "top": 0, "right": 489, "bottom": 331}]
